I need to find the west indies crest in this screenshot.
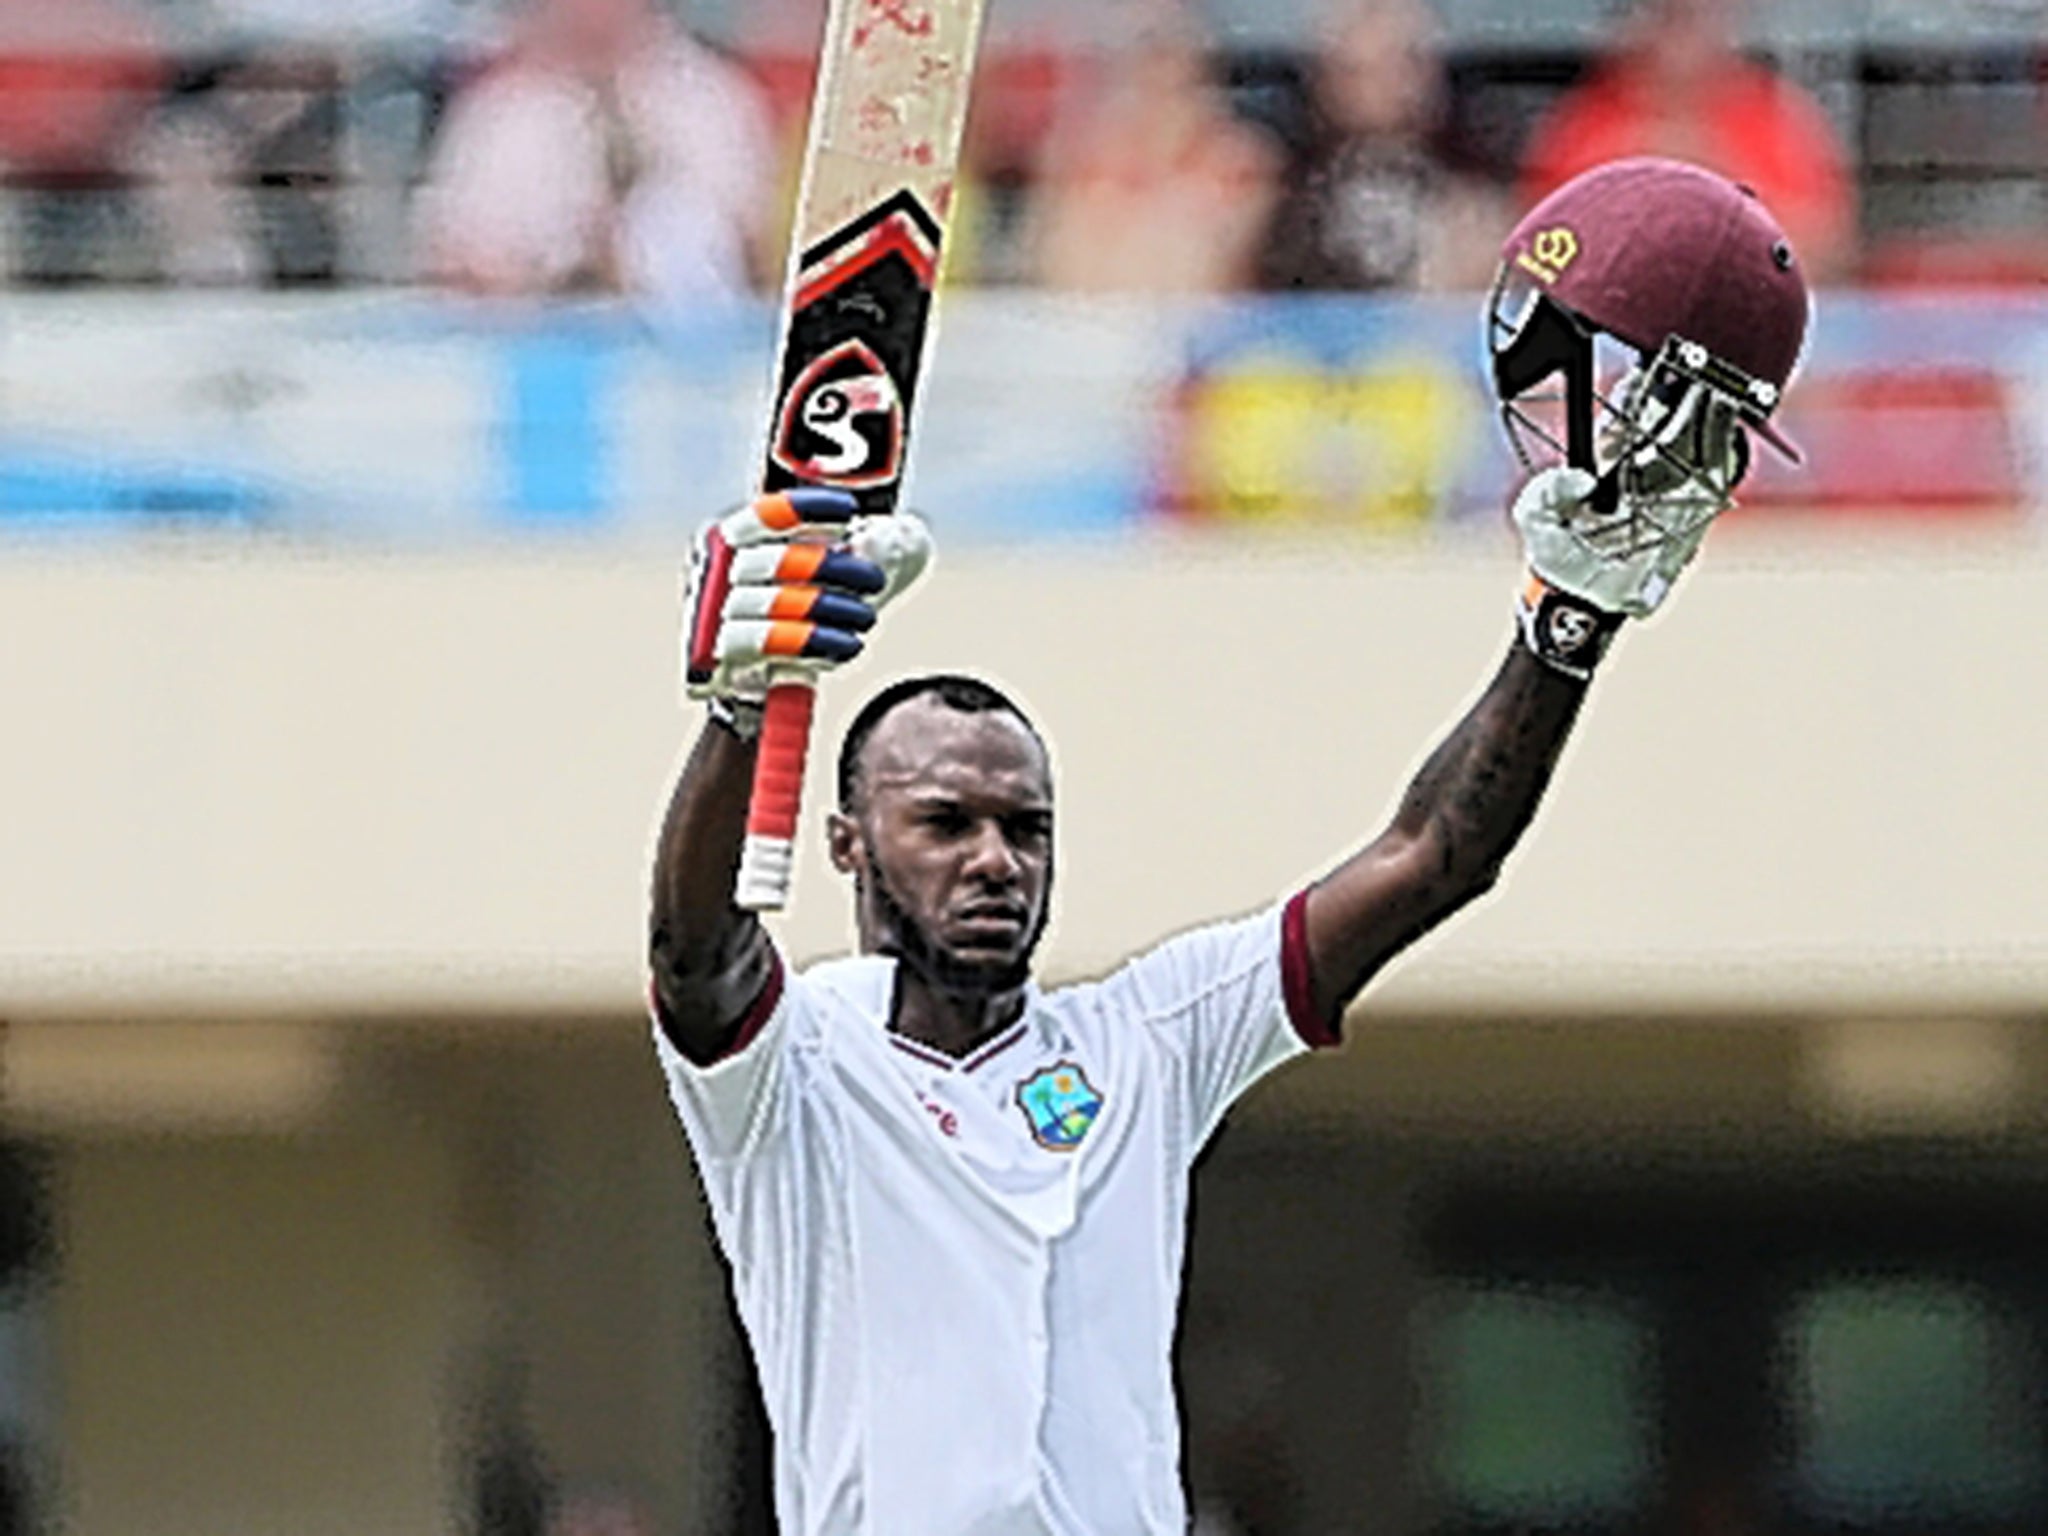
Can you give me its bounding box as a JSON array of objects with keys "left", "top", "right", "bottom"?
[{"left": 1015, "top": 1062, "right": 1104, "bottom": 1152}]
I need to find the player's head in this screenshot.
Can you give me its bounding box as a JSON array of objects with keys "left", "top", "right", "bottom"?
[
  {"left": 829, "top": 675, "right": 1054, "bottom": 996},
  {"left": 1488, "top": 157, "right": 1809, "bottom": 535}
]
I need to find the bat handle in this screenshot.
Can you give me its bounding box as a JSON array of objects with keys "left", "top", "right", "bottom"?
[{"left": 737, "top": 674, "right": 817, "bottom": 912}]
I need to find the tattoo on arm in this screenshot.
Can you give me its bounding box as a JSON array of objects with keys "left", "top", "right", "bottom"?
[
  {"left": 1397, "top": 645, "right": 1588, "bottom": 887},
  {"left": 1308, "top": 644, "right": 1591, "bottom": 1020}
]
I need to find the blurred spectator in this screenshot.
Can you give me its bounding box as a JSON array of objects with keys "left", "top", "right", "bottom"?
[
  {"left": 1257, "top": 0, "right": 1510, "bottom": 292},
  {"left": 1520, "top": 0, "right": 1855, "bottom": 279},
  {"left": 128, "top": 0, "right": 441, "bottom": 285},
  {"left": 128, "top": 87, "right": 264, "bottom": 285},
  {"left": 1025, "top": 2, "right": 1282, "bottom": 293},
  {"left": 0, "top": 0, "right": 164, "bottom": 284},
  {"left": 414, "top": 0, "right": 774, "bottom": 307},
  {"left": 130, "top": 49, "right": 346, "bottom": 286}
]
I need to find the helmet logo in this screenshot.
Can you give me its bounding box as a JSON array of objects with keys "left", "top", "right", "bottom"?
[{"left": 1516, "top": 226, "right": 1581, "bottom": 285}]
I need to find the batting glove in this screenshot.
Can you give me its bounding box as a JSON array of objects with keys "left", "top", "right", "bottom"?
[
  {"left": 684, "top": 487, "right": 933, "bottom": 739},
  {"left": 1512, "top": 435, "right": 1732, "bottom": 681},
  {"left": 1509, "top": 468, "right": 1634, "bottom": 680}
]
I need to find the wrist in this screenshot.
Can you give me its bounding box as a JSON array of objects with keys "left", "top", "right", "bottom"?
[
  {"left": 1516, "top": 574, "right": 1623, "bottom": 681},
  {"left": 706, "top": 694, "right": 764, "bottom": 744}
]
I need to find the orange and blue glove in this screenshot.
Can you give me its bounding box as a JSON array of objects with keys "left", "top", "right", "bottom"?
[{"left": 684, "top": 488, "right": 933, "bottom": 739}]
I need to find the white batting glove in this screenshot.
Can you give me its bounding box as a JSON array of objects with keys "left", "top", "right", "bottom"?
[
  {"left": 683, "top": 488, "right": 933, "bottom": 738},
  {"left": 1520, "top": 363, "right": 1749, "bottom": 611},
  {"left": 1511, "top": 467, "right": 1638, "bottom": 679}
]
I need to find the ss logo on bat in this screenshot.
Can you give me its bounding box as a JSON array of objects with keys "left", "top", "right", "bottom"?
[
  {"left": 1547, "top": 606, "right": 1598, "bottom": 655},
  {"left": 773, "top": 339, "right": 907, "bottom": 488}
]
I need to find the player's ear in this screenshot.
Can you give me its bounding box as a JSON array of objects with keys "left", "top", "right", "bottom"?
[{"left": 826, "top": 811, "right": 863, "bottom": 875}]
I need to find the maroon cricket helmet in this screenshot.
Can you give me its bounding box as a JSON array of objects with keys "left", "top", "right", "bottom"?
[{"left": 1490, "top": 156, "right": 1811, "bottom": 470}]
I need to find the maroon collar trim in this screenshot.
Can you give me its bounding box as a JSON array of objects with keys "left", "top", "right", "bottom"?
[
  {"left": 889, "top": 1033, "right": 957, "bottom": 1071},
  {"left": 888, "top": 1018, "right": 1032, "bottom": 1074},
  {"left": 961, "top": 1020, "right": 1031, "bottom": 1073}
]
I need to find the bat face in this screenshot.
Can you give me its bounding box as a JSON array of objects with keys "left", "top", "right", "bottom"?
[
  {"left": 739, "top": 0, "right": 990, "bottom": 914},
  {"left": 768, "top": 207, "right": 936, "bottom": 492},
  {"left": 760, "top": 0, "right": 989, "bottom": 519}
]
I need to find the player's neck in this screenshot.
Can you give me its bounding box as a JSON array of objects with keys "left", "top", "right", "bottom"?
[{"left": 889, "top": 973, "right": 1028, "bottom": 1062}]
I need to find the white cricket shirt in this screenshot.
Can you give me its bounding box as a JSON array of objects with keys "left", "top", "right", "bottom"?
[{"left": 655, "top": 891, "right": 1332, "bottom": 1536}]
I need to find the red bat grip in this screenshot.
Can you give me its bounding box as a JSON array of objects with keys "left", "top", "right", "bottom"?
[{"left": 737, "top": 677, "right": 817, "bottom": 910}]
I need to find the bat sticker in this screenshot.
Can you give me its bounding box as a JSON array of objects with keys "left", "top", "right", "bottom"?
[
  {"left": 771, "top": 339, "right": 906, "bottom": 487},
  {"left": 762, "top": 190, "right": 945, "bottom": 510}
]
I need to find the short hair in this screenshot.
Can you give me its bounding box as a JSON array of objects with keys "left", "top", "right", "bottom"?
[{"left": 836, "top": 674, "right": 1045, "bottom": 811}]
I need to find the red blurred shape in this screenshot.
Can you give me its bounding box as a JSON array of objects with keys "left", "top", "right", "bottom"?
[
  {"left": 0, "top": 0, "right": 163, "bottom": 173},
  {"left": 1862, "top": 235, "right": 2048, "bottom": 291},
  {"left": 1744, "top": 368, "right": 2026, "bottom": 514}
]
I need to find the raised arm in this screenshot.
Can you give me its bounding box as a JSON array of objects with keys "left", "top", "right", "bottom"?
[
  {"left": 648, "top": 490, "right": 931, "bottom": 1063},
  {"left": 1301, "top": 155, "right": 1804, "bottom": 1026},
  {"left": 1302, "top": 643, "right": 1587, "bottom": 1021},
  {"left": 1300, "top": 457, "right": 1728, "bottom": 1025}
]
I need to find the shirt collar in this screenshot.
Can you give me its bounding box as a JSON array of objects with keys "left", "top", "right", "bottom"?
[{"left": 809, "top": 955, "right": 1043, "bottom": 1075}]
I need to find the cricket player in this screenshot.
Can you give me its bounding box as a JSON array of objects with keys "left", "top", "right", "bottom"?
[{"left": 650, "top": 158, "right": 1809, "bottom": 1535}]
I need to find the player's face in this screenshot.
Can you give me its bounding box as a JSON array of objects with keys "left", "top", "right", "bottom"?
[{"left": 834, "top": 700, "right": 1054, "bottom": 994}]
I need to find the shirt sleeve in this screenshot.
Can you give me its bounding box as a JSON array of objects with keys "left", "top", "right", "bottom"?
[
  {"left": 650, "top": 950, "right": 796, "bottom": 1166},
  {"left": 1092, "top": 889, "right": 1335, "bottom": 1153}
]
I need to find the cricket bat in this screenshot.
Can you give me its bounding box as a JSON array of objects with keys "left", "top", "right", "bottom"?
[{"left": 738, "top": 0, "right": 992, "bottom": 911}]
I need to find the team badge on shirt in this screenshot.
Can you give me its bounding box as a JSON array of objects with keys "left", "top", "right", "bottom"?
[{"left": 1015, "top": 1061, "right": 1103, "bottom": 1152}]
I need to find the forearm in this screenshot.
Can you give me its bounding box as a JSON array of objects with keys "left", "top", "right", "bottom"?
[
  {"left": 648, "top": 719, "right": 777, "bottom": 1060},
  {"left": 1391, "top": 643, "right": 1588, "bottom": 887},
  {"left": 1306, "top": 644, "right": 1588, "bottom": 1016}
]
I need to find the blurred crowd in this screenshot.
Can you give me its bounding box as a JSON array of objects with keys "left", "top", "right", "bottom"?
[{"left": 0, "top": 0, "right": 2040, "bottom": 300}]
